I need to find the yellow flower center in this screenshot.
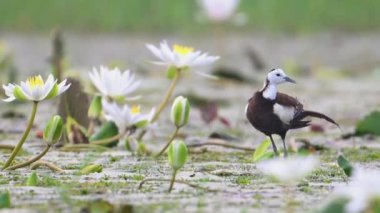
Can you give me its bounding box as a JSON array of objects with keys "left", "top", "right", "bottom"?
[
  {"left": 131, "top": 105, "right": 141, "bottom": 115},
  {"left": 26, "top": 75, "right": 44, "bottom": 89},
  {"left": 173, "top": 44, "right": 194, "bottom": 55}
]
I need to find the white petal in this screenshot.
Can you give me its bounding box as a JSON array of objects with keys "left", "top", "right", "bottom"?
[
  {"left": 3, "top": 96, "right": 16, "bottom": 102},
  {"left": 40, "top": 78, "right": 56, "bottom": 100},
  {"left": 196, "top": 71, "right": 220, "bottom": 80},
  {"left": 146, "top": 44, "right": 165, "bottom": 61},
  {"left": 160, "top": 41, "right": 175, "bottom": 62}
]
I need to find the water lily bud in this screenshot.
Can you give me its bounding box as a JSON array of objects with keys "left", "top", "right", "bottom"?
[
  {"left": 43, "top": 115, "right": 63, "bottom": 145},
  {"left": 88, "top": 95, "right": 102, "bottom": 119},
  {"left": 170, "top": 96, "right": 190, "bottom": 128},
  {"left": 168, "top": 140, "right": 188, "bottom": 171}
]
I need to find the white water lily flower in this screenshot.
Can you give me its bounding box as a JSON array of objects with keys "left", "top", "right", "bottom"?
[
  {"left": 102, "top": 99, "right": 155, "bottom": 132},
  {"left": 257, "top": 156, "right": 319, "bottom": 184},
  {"left": 89, "top": 66, "right": 140, "bottom": 100},
  {"left": 333, "top": 168, "right": 380, "bottom": 213},
  {"left": 146, "top": 40, "right": 219, "bottom": 71},
  {"left": 3, "top": 74, "right": 70, "bottom": 102},
  {"left": 198, "top": 0, "right": 240, "bottom": 22}
]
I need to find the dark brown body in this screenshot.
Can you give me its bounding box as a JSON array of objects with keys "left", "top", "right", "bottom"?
[
  {"left": 246, "top": 91, "right": 307, "bottom": 138},
  {"left": 246, "top": 90, "right": 338, "bottom": 156}
]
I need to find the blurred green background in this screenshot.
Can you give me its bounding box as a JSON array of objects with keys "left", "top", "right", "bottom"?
[{"left": 0, "top": 0, "right": 378, "bottom": 33}]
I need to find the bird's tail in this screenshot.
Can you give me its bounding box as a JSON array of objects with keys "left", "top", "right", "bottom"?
[{"left": 295, "top": 110, "right": 340, "bottom": 128}]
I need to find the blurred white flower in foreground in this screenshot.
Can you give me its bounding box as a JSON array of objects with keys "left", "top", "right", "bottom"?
[
  {"left": 102, "top": 99, "right": 155, "bottom": 132},
  {"left": 197, "top": 0, "right": 246, "bottom": 25},
  {"left": 334, "top": 168, "right": 380, "bottom": 213},
  {"left": 257, "top": 156, "right": 319, "bottom": 184},
  {"left": 89, "top": 66, "right": 140, "bottom": 100},
  {"left": 146, "top": 40, "right": 219, "bottom": 71},
  {"left": 3, "top": 74, "right": 70, "bottom": 102}
]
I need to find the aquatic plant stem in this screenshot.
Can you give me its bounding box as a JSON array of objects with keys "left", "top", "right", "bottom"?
[
  {"left": 3, "top": 101, "right": 38, "bottom": 170},
  {"left": 90, "top": 133, "right": 124, "bottom": 146},
  {"left": 138, "top": 178, "right": 217, "bottom": 192},
  {"left": 87, "top": 118, "right": 95, "bottom": 136},
  {"left": 6, "top": 145, "right": 51, "bottom": 170},
  {"left": 0, "top": 144, "right": 15, "bottom": 150},
  {"left": 30, "top": 160, "right": 64, "bottom": 173},
  {"left": 152, "top": 70, "right": 181, "bottom": 123},
  {"left": 137, "top": 70, "right": 181, "bottom": 141},
  {"left": 187, "top": 139, "right": 256, "bottom": 152},
  {"left": 155, "top": 127, "right": 179, "bottom": 157},
  {"left": 60, "top": 144, "right": 110, "bottom": 152},
  {"left": 168, "top": 169, "right": 177, "bottom": 192}
]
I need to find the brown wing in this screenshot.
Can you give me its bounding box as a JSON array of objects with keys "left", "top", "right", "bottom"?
[{"left": 275, "top": 92, "right": 303, "bottom": 109}]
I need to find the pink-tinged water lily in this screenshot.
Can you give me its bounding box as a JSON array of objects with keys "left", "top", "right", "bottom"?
[
  {"left": 101, "top": 99, "right": 155, "bottom": 132},
  {"left": 3, "top": 74, "right": 70, "bottom": 102},
  {"left": 89, "top": 66, "right": 140, "bottom": 100},
  {"left": 146, "top": 40, "right": 219, "bottom": 71},
  {"left": 198, "top": 0, "right": 240, "bottom": 22}
]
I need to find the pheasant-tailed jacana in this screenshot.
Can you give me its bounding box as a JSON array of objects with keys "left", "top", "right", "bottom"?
[{"left": 245, "top": 68, "right": 339, "bottom": 157}]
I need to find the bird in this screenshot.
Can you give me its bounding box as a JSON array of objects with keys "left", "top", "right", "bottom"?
[{"left": 245, "top": 68, "right": 339, "bottom": 157}]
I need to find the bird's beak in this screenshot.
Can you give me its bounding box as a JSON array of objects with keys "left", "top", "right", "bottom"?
[{"left": 284, "top": 76, "right": 296, "bottom": 84}]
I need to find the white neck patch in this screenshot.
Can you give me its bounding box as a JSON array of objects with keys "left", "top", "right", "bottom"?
[{"left": 262, "top": 84, "right": 277, "bottom": 100}]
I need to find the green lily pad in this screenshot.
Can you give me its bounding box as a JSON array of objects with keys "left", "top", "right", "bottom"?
[
  {"left": 89, "top": 121, "right": 119, "bottom": 147},
  {"left": 355, "top": 110, "right": 380, "bottom": 136}
]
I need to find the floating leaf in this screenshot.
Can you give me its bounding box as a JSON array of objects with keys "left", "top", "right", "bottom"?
[
  {"left": 355, "top": 110, "right": 380, "bottom": 136},
  {"left": 26, "top": 172, "right": 38, "bottom": 186},
  {"left": 316, "top": 197, "right": 349, "bottom": 213},
  {"left": 253, "top": 138, "right": 271, "bottom": 162},
  {"left": 89, "top": 121, "right": 119, "bottom": 147},
  {"left": 337, "top": 155, "right": 354, "bottom": 177},
  {"left": 0, "top": 190, "right": 11, "bottom": 209},
  {"left": 80, "top": 164, "right": 103, "bottom": 175}
]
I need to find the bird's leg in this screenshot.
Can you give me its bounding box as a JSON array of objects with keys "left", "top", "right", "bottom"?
[
  {"left": 269, "top": 135, "right": 279, "bottom": 156},
  {"left": 281, "top": 135, "right": 288, "bottom": 158}
]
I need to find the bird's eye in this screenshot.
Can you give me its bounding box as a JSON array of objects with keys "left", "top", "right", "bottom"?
[{"left": 276, "top": 73, "right": 281, "bottom": 77}]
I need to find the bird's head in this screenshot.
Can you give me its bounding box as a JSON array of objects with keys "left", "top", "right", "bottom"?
[{"left": 266, "top": 68, "right": 296, "bottom": 85}]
